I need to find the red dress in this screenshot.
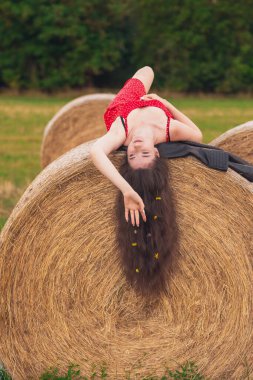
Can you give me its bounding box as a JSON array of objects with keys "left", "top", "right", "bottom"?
[{"left": 104, "top": 78, "right": 174, "bottom": 142}]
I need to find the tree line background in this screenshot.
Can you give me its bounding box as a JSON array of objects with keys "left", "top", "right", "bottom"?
[{"left": 0, "top": 0, "right": 253, "bottom": 93}]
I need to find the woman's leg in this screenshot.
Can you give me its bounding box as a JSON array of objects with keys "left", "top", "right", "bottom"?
[
  {"left": 104, "top": 66, "right": 155, "bottom": 123},
  {"left": 132, "top": 66, "right": 154, "bottom": 93}
]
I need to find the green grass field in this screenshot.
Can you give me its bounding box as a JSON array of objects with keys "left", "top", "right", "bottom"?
[{"left": 0, "top": 93, "right": 252, "bottom": 231}]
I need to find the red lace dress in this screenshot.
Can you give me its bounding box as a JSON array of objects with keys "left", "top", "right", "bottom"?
[{"left": 104, "top": 78, "right": 174, "bottom": 142}]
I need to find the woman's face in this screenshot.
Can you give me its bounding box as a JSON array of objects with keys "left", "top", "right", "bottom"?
[{"left": 127, "top": 137, "right": 159, "bottom": 169}]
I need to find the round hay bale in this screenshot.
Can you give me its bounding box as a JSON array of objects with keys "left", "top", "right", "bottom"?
[
  {"left": 0, "top": 142, "right": 252, "bottom": 379},
  {"left": 40, "top": 93, "right": 115, "bottom": 168},
  {"left": 209, "top": 120, "right": 253, "bottom": 164}
]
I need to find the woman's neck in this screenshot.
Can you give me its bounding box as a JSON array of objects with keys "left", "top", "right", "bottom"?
[{"left": 130, "top": 124, "right": 157, "bottom": 144}]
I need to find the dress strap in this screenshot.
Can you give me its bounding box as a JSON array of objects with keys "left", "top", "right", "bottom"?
[
  {"left": 120, "top": 116, "right": 128, "bottom": 137},
  {"left": 166, "top": 116, "right": 171, "bottom": 142}
]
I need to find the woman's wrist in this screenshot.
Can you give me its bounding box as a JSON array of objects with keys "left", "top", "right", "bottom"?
[
  {"left": 162, "top": 98, "right": 174, "bottom": 109},
  {"left": 122, "top": 183, "right": 134, "bottom": 195}
]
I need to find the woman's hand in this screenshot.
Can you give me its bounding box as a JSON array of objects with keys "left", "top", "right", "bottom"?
[
  {"left": 141, "top": 93, "right": 165, "bottom": 103},
  {"left": 123, "top": 189, "right": 147, "bottom": 227},
  {"left": 141, "top": 93, "right": 174, "bottom": 113}
]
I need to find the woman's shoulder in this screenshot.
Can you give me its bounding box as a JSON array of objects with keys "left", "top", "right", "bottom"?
[{"left": 169, "top": 119, "right": 203, "bottom": 142}]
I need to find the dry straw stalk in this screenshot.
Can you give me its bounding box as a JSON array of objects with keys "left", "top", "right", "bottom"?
[{"left": 0, "top": 141, "right": 252, "bottom": 379}]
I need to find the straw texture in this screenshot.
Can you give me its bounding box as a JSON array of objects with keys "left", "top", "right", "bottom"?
[
  {"left": 0, "top": 141, "right": 252, "bottom": 379},
  {"left": 40, "top": 94, "right": 115, "bottom": 168},
  {"left": 210, "top": 120, "right": 253, "bottom": 163}
]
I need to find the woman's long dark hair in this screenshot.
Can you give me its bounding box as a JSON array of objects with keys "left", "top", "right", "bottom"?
[{"left": 115, "top": 155, "right": 179, "bottom": 297}]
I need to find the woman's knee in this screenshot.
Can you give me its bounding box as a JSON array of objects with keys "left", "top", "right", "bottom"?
[{"left": 133, "top": 66, "right": 154, "bottom": 79}]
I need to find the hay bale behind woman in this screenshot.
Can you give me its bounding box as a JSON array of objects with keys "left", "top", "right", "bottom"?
[
  {"left": 0, "top": 141, "right": 252, "bottom": 379},
  {"left": 210, "top": 120, "right": 253, "bottom": 163},
  {"left": 40, "top": 93, "right": 115, "bottom": 168}
]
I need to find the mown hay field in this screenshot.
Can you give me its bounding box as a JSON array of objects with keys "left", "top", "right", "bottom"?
[{"left": 0, "top": 93, "right": 252, "bottom": 231}]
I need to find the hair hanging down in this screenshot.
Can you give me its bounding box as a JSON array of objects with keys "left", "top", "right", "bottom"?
[{"left": 115, "top": 155, "right": 179, "bottom": 297}]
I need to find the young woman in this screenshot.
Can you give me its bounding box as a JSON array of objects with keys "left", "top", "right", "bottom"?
[
  {"left": 90, "top": 66, "right": 203, "bottom": 295},
  {"left": 90, "top": 66, "right": 202, "bottom": 227}
]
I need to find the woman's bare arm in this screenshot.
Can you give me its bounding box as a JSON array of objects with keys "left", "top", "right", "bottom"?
[
  {"left": 89, "top": 118, "right": 133, "bottom": 194},
  {"left": 161, "top": 99, "right": 201, "bottom": 133},
  {"left": 169, "top": 119, "right": 203, "bottom": 142},
  {"left": 90, "top": 148, "right": 133, "bottom": 194},
  {"left": 141, "top": 93, "right": 203, "bottom": 142},
  {"left": 90, "top": 118, "right": 146, "bottom": 225}
]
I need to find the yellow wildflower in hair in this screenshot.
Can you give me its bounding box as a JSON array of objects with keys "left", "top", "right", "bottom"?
[
  {"left": 131, "top": 242, "right": 137, "bottom": 247},
  {"left": 155, "top": 196, "right": 162, "bottom": 200},
  {"left": 154, "top": 252, "right": 159, "bottom": 259}
]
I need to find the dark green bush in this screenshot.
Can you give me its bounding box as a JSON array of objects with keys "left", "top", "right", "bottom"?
[{"left": 0, "top": 0, "right": 253, "bottom": 92}]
